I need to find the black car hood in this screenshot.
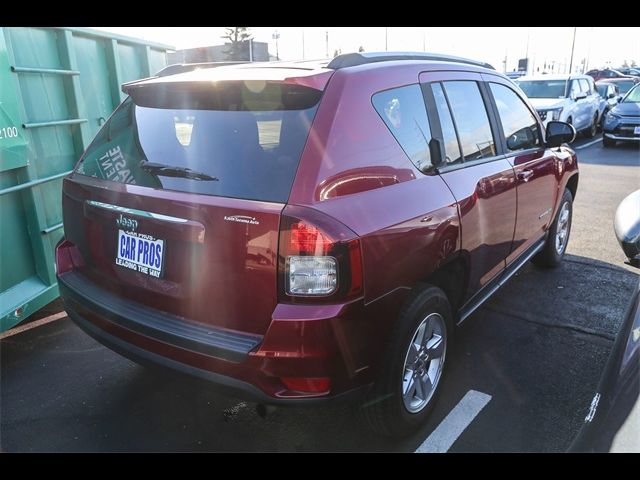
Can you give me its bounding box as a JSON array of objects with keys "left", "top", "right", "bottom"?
[{"left": 612, "top": 102, "right": 640, "bottom": 116}]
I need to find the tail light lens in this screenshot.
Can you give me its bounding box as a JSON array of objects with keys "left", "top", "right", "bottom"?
[
  {"left": 55, "top": 239, "right": 84, "bottom": 275},
  {"left": 279, "top": 206, "right": 363, "bottom": 302}
]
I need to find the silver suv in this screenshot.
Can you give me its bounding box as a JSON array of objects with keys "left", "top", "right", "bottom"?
[{"left": 516, "top": 74, "right": 603, "bottom": 138}]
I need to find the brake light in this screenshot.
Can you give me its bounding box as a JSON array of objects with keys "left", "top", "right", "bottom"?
[
  {"left": 279, "top": 206, "right": 363, "bottom": 301},
  {"left": 290, "top": 222, "right": 333, "bottom": 255}
]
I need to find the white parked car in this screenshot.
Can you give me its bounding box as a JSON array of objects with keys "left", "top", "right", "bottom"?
[{"left": 515, "top": 74, "right": 604, "bottom": 139}]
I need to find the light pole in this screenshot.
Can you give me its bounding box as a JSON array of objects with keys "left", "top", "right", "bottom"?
[
  {"left": 524, "top": 27, "right": 530, "bottom": 74},
  {"left": 585, "top": 27, "right": 594, "bottom": 72},
  {"left": 302, "top": 29, "right": 305, "bottom": 60},
  {"left": 272, "top": 30, "right": 280, "bottom": 61},
  {"left": 385, "top": 27, "right": 388, "bottom": 51},
  {"left": 325, "top": 30, "right": 329, "bottom": 58},
  {"left": 568, "top": 27, "right": 577, "bottom": 74}
]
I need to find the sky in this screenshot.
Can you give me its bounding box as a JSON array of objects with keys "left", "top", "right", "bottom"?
[{"left": 94, "top": 27, "right": 640, "bottom": 74}]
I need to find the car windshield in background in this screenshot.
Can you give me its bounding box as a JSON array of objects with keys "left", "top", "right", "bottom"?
[
  {"left": 75, "top": 82, "right": 321, "bottom": 203},
  {"left": 517, "top": 80, "right": 567, "bottom": 98},
  {"left": 617, "top": 81, "right": 637, "bottom": 95},
  {"left": 622, "top": 85, "right": 640, "bottom": 103}
]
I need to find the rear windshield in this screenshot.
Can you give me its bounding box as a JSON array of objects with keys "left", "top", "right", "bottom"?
[
  {"left": 74, "top": 81, "right": 321, "bottom": 203},
  {"left": 517, "top": 80, "right": 567, "bottom": 99}
]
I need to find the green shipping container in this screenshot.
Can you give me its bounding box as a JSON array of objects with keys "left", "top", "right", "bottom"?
[{"left": 0, "top": 27, "right": 172, "bottom": 331}]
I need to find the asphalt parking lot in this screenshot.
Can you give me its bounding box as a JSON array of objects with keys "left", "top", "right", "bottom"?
[{"left": 1, "top": 135, "right": 638, "bottom": 452}]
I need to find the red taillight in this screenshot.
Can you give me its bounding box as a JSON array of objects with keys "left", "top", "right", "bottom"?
[
  {"left": 55, "top": 239, "right": 84, "bottom": 275},
  {"left": 347, "top": 240, "right": 363, "bottom": 296},
  {"left": 279, "top": 206, "right": 364, "bottom": 302},
  {"left": 290, "top": 222, "right": 333, "bottom": 255},
  {"left": 281, "top": 377, "right": 331, "bottom": 394}
]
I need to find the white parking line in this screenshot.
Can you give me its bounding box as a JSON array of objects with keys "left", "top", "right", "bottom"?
[
  {"left": 415, "top": 390, "right": 492, "bottom": 453},
  {"left": 0, "top": 311, "right": 67, "bottom": 340},
  {"left": 575, "top": 138, "right": 602, "bottom": 150}
]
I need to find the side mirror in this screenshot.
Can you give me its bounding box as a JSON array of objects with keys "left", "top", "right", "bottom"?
[
  {"left": 618, "top": 95, "right": 624, "bottom": 102},
  {"left": 545, "top": 121, "right": 576, "bottom": 148},
  {"left": 607, "top": 92, "right": 616, "bottom": 99},
  {"left": 615, "top": 190, "right": 640, "bottom": 268},
  {"left": 429, "top": 138, "right": 444, "bottom": 168},
  {"left": 507, "top": 127, "right": 536, "bottom": 150}
]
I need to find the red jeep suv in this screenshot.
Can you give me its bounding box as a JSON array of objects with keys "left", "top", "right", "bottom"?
[{"left": 57, "top": 52, "right": 579, "bottom": 436}]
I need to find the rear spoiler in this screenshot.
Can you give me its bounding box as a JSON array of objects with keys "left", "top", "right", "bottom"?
[{"left": 121, "top": 62, "right": 248, "bottom": 94}]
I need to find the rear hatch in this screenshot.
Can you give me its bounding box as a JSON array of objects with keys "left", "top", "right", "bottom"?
[{"left": 62, "top": 76, "right": 324, "bottom": 335}]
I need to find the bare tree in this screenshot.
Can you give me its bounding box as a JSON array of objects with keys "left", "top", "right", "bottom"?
[{"left": 221, "top": 27, "right": 252, "bottom": 60}]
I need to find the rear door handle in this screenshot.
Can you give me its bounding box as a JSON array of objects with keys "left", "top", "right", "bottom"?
[{"left": 517, "top": 170, "right": 534, "bottom": 182}]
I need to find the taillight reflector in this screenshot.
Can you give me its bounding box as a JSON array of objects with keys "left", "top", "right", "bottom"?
[{"left": 281, "top": 377, "right": 331, "bottom": 394}]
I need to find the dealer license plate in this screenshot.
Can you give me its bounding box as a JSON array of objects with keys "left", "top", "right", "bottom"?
[{"left": 115, "top": 229, "right": 164, "bottom": 278}]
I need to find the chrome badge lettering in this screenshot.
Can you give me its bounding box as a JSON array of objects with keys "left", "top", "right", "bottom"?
[
  {"left": 224, "top": 215, "right": 259, "bottom": 225},
  {"left": 116, "top": 213, "right": 139, "bottom": 231}
]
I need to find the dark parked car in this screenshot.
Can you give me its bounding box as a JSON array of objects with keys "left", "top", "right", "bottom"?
[
  {"left": 598, "top": 77, "right": 640, "bottom": 97},
  {"left": 56, "top": 52, "right": 579, "bottom": 436},
  {"left": 617, "top": 67, "right": 640, "bottom": 77},
  {"left": 587, "top": 68, "right": 634, "bottom": 82},
  {"left": 603, "top": 82, "right": 640, "bottom": 147},
  {"left": 596, "top": 82, "right": 620, "bottom": 127},
  {"left": 570, "top": 190, "right": 640, "bottom": 452}
]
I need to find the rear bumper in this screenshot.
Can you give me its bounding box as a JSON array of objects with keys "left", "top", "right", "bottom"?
[
  {"left": 58, "top": 271, "right": 370, "bottom": 405},
  {"left": 59, "top": 271, "right": 261, "bottom": 363}
]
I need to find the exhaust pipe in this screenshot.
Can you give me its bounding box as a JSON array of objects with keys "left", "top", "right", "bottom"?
[{"left": 255, "top": 404, "right": 277, "bottom": 419}]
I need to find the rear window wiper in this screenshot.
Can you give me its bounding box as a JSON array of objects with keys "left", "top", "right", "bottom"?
[{"left": 139, "top": 161, "right": 219, "bottom": 181}]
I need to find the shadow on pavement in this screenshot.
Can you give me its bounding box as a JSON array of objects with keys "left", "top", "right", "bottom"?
[{"left": 1, "top": 254, "right": 637, "bottom": 452}]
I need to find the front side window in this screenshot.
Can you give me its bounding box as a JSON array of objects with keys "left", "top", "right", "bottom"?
[
  {"left": 442, "top": 81, "right": 496, "bottom": 161},
  {"left": 75, "top": 82, "right": 321, "bottom": 203},
  {"left": 490, "top": 83, "right": 541, "bottom": 152},
  {"left": 596, "top": 84, "right": 608, "bottom": 98},
  {"left": 372, "top": 84, "right": 433, "bottom": 172},
  {"left": 578, "top": 79, "right": 591, "bottom": 94},
  {"left": 570, "top": 80, "right": 581, "bottom": 97}
]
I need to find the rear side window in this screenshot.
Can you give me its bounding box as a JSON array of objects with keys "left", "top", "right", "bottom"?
[
  {"left": 442, "top": 81, "right": 496, "bottom": 161},
  {"left": 431, "top": 83, "right": 463, "bottom": 165},
  {"left": 75, "top": 82, "right": 321, "bottom": 203},
  {"left": 372, "top": 84, "right": 432, "bottom": 173},
  {"left": 489, "top": 83, "right": 541, "bottom": 152}
]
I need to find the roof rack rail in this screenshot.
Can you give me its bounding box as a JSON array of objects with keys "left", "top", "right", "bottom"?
[
  {"left": 155, "top": 61, "right": 249, "bottom": 77},
  {"left": 327, "top": 52, "right": 494, "bottom": 71}
]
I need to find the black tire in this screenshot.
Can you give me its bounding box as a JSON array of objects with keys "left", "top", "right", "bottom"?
[
  {"left": 584, "top": 113, "right": 598, "bottom": 138},
  {"left": 532, "top": 188, "right": 573, "bottom": 268},
  {"left": 603, "top": 136, "right": 616, "bottom": 148},
  {"left": 359, "top": 285, "right": 453, "bottom": 437},
  {"left": 597, "top": 111, "right": 606, "bottom": 132}
]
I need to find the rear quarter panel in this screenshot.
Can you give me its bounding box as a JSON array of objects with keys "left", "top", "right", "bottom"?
[{"left": 288, "top": 64, "right": 462, "bottom": 377}]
